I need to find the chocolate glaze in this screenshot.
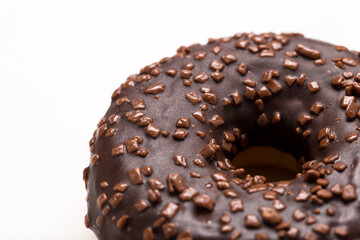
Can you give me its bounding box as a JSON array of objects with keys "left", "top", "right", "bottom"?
[{"left": 84, "top": 33, "right": 360, "bottom": 240}]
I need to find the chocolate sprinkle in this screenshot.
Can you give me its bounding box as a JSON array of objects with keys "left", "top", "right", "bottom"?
[
  {"left": 295, "top": 44, "right": 321, "bottom": 59},
  {"left": 259, "top": 207, "right": 282, "bottom": 225},
  {"left": 193, "top": 194, "right": 215, "bottom": 211},
  {"left": 179, "top": 187, "right": 198, "bottom": 201},
  {"left": 283, "top": 58, "right": 299, "bottom": 70},
  {"left": 229, "top": 199, "right": 244, "bottom": 212},
  {"left": 173, "top": 154, "right": 188, "bottom": 168},
  {"left": 162, "top": 223, "right": 177, "bottom": 239},
  {"left": 245, "top": 214, "right": 261, "bottom": 228},
  {"left": 345, "top": 132, "right": 358, "bottom": 142},
  {"left": 161, "top": 202, "right": 179, "bottom": 219},
  {"left": 209, "top": 115, "right": 224, "bottom": 129},
  {"left": 185, "top": 92, "right": 202, "bottom": 105}
]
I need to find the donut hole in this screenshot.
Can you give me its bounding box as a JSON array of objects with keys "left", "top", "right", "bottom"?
[
  {"left": 229, "top": 127, "right": 307, "bottom": 182},
  {"left": 231, "top": 146, "right": 299, "bottom": 182}
]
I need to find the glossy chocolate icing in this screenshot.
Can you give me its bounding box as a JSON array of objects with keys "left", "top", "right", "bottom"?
[{"left": 84, "top": 33, "right": 360, "bottom": 240}]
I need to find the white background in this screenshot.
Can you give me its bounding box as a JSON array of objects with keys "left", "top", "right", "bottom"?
[{"left": 0, "top": 0, "right": 359, "bottom": 239}]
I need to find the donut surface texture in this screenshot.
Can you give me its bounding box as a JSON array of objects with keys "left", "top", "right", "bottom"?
[{"left": 84, "top": 33, "right": 360, "bottom": 240}]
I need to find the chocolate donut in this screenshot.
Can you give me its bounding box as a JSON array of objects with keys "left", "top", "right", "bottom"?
[{"left": 83, "top": 33, "right": 360, "bottom": 240}]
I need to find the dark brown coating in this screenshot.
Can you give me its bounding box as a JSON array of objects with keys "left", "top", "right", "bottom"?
[{"left": 84, "top": 33, "right": 360, "bottom": 240}]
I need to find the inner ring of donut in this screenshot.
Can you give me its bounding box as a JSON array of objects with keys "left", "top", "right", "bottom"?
[
  {"left": 232, "top": 146, "right": 299, "bottom": 182},
  {"left": 226, "top": 126, "right": 309, "bottom": 182}
]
